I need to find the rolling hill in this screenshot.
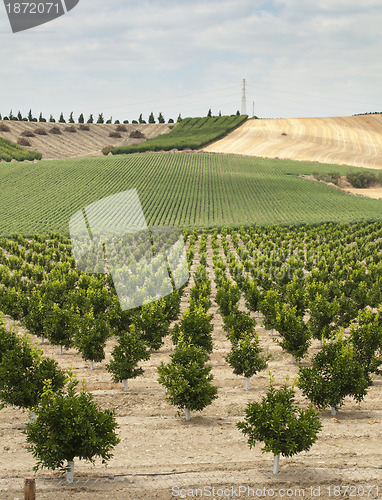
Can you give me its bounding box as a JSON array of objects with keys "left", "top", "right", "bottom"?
[
  {"left": 0, "top": 121, "right": 171, "bottom": 160},
  {"left": 202, "top": 115, "right": 382, "bottom": 170}
]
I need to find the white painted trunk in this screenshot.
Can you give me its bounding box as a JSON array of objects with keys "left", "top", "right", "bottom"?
[
  {"left": 29, "top": 411, "right": 37, "bottom": 424},
  {"left": 67, "top": 460, "right": 74, "bottom": 483},
  {"left": 185, "top": 408, "right": 190, "bottom": 421},
  {"left": 90, "top": 360, "right": 94, "bottom": 370},
  {"left": 270, "top": 328, "right": 274, "bottom": 337},
  {"left": 59, "top": 345, "right": 63, "bottom": 355},
  {"left": 245, "top": 377, "right": 250, "bottom": 391},
  {"left": 41, "top": 336, "right": 45, "bottom": 344},
  {"left": 331, "top": 406, "right": 337, "bottom": 416},
  {"left": 291, "top": 355, "right": 295, "bottom": 364},
  {"left": 273, "top": 454, "right": 280, "bottom": 474},
  {"left": 123, "top": 379, "right": 128, "bottom": 391}
]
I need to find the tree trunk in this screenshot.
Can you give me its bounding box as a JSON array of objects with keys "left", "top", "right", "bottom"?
[
  {"left": 66, "top": 460, "right": 74, "bottom": 483},
  {"left": 29, "top": 411, "right": 37, "bottom": 424},
  {"left": 41, "top": 335, "right": 45, "bottom": 344},
  {"left": 270, "top": 328, "right": 274, "bottom": 337},
  {"left": 245, "top": 377, "right": 250, "bottom": 391},
  {"left": 291, "top": 355, "right": 295, "bottom": 364},
  {"left": 331, "top": 406, "right": 337, "bottom": 416},
  {"left": 90, "top": 360, "right": 94, "bottom": 370},
  {"left": 59, "top": 345, "right": 63, "bottom": 355},
  {"left": 273, "top": 454, "right": 280, "bottom": 474},
  {"left": 123, "top": 379, "right": 128, "bottom": 391},
  {"left": 185, "top": 408, "right": 190, "bottom": 421}
]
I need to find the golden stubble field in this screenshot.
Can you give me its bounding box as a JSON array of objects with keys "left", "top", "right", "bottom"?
[
  {"left": 203, "top": 115, "right": 382, "bottom": 171},
  {"left": 0, "top": 236, "right": 382, "bottom": 499},
  {"left": 0, "top": 121, "right": 171, "bottom": 160}
]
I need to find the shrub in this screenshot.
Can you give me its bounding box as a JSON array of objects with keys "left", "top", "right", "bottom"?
[
  {"left": 17, "top": 137, "right": 31, "bottom": 147},
  {"left": 79, "top": 124, "right": 90, "bottom": 131},
  {"left": 65, "top": 126, "right": 76, "bottom": 133},
  {"left": 0, "top": 123, "right": 10, "bottom": 132},
  {"left": 35, "top": 128, "right": 47, "bottom": 135},
  {"left": 109, "top": 131, "right": 122, "bottom": 138},
  {"left": 49, "top": 127, "right": 62, "bottom": 135},
  {"left": 129, "top": 130, "right": 145, "bottom": 139},
  {"left": 21, "top": 130, "right": 35, "bottom": 137},
  {"left": 116, "top": 124, "right": 128, "bottom": 132},
  {"left": 346, "top": 171, "right": 377, "bottom": 188}
]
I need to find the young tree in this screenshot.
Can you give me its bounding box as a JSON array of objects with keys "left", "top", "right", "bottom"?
[
  {"left": 157, "top": 334, "right": 218, "bottom": 420},
  {"left": 106, "top": 324, "right": 150, "bottom": 391},
  {"left": 87, "top": 114, "right": 94, "bottom": 124},
  {"left": 17, "top": 111, "right": 23, "bottom": 121},
  {"left": 74, "top": 309, "right": 111, "bottom": 369},
  {"left": 172, "top": 305, "right": 214, "bottom": 353},
  {"left": 38, "top": 112, "right": 46, "bottom": 122},
  {"left": 68, "top": 112, "right": 75, "bottom": 123},
  {"left": 78, "top": 113, "right": 84, "bottom": 123},
  {"left": 307, "top": 288, "right": 341, "bottom": 342},
  {"left": 49, "top": 114, "right": 55, "bottom": 123},
  {"left": 58, "top": 112, "right": 66, "bottom": 123},
  {"left": 25, "top": 374, "right": 120, "bottom": 483},
  {"left": 225, "top": 331, "right": 269, "bottom": 390},
  {"left": 237, "top": 375, "right": 321, "bottom": 473},
  {"left": 275, "top": 304, "right": 311, "bottom": 363},
  {"left": 207, "top": 109, "right": 212, "bottom": 117},
  {"left": 132, "top": 299, "right": 170, "bottom": 351},
  {"left": 43, "top": 302, "right": 77, "bottom": 354},
  {"left": 259, "top": 289, "right": 280, "bottom": 336},
  {"left": 148, "top": 112, "right": 155, "bottom": 123},
  {"left": 28, "top": 109, "right": 34, "bottom": 122},
  {"left": 298, "top": 334, "right": 370, "bottom": 415},
  {"left": 97, "top": 113, "right": 104, "bottom": 124},
  {"left": 158, "top": 112, "right": 165, "bottom": 123},
  {"left": 0, "top": 332, "right": 65, "bottom": 411},
  {"left": 349, "top": 307, "right": 382, "bottom": 381},
  {"left": 138, "top": 114, "right": 144, "bottom": 124},
  {"left": 222, "top": 306, "right": 256, "bottom": 342}
]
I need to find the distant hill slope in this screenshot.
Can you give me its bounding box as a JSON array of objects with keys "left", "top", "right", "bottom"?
[
  {"left": 202, "top": 115, "right": 382, "bottom": 170},
  {"left": 0, "top": 121, "right": 171, "bottom": 160}
]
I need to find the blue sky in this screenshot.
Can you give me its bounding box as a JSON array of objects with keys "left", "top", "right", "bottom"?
[{"left": 0, "top": 0, "right": 381, "bottom": 122}]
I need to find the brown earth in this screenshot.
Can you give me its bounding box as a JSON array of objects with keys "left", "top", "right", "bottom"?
[
  {"left": 202, "top": 115, "right": 382, "bottom": 170},
  {"left": 0, "top": 121, "right": 172, "bottom": 160},
  {"left": 0, "top": 235, "right": 381, "bottom": 499}
]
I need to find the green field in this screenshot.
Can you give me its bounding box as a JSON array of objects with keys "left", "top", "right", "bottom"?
[
  {"left": 107, "top": 115, "right": 248, "bottom": 155},
  {"left": 0, "top": 152, "right": 382, "bottom": 236},
  {"left": 0, "top": 136, "right": 42, "bottom": 162}
]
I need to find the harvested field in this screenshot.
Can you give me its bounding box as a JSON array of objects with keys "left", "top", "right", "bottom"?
[
  {"left": 0, "top": 121, "right": 171, "bottom": 160},
  {"left": 203, "top": 115, "right": 382, "bottom": 170}
]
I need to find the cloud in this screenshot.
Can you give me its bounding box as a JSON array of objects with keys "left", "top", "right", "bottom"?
[{"left": 0, "top": 0, "right": 381, "bottom": 119}]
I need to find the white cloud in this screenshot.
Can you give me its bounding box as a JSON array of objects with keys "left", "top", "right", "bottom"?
[{"left": 0, "top": 0, "right": 381, "bottom": 120}]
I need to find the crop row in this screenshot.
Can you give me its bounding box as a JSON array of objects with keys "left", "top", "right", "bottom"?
[
  {"left": 0, "top": 136, "right": 42, "bottom": 162},
  {"left": 105, "top": 115, "right": 248, "bottom": 155}
]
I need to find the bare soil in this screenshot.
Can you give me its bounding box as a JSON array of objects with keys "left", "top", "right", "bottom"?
[{"left": 1, "top": 300, "right": 381, "bottom": 498}]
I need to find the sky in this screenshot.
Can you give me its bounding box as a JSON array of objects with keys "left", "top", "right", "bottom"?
[{"left": 0, "top": 0, "right": 381, "bottom": 123}]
